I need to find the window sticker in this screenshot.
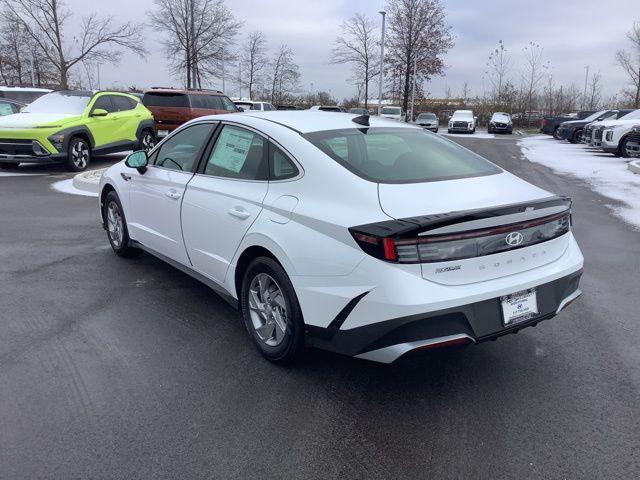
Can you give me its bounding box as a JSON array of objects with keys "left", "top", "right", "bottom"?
[{"left": 209, "top": 127, "right": 254, "bottom": 173}]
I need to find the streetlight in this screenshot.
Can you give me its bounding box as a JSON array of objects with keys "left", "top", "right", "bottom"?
[
  {"left": 582, "top": 65, "right": 589, "bottom": 109},
  {"left": 378, "top": 10, "right": 386, "bottom": 116}
]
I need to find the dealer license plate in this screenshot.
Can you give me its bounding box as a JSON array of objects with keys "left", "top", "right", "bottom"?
[
  {"left": 157, "top": 129, "right": 169, "bottom": 137},
  {"left": 500, "top": 288, "right": 538, "bottom": 326}
]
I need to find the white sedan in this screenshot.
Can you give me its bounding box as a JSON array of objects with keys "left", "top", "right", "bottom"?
[{"left": 99, "top": 111, "right": 584, "bottom": 363}]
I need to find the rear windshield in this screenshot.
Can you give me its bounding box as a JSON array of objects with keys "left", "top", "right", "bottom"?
[
  {"left": 143, "top": 92, "right": 189, "bottom": 108},
  {"left": 304, "top": 128, "right": 501, "bottom": 184}
]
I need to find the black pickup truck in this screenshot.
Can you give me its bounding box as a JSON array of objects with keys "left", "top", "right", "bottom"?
[{"left": 540, "top": 111, "right": 596, "bottom": 136}]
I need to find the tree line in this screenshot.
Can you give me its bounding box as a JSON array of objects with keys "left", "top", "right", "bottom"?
[{"left": 0, "top": 0, "right": 638, "bottom": 114}]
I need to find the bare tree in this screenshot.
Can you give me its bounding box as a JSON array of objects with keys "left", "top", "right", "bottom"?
[
  {"left": 585, "top": 71, "right": 602, "bottom": 109},
  {"left": 269, "top": 45, "right": 300, "bottom": 105},
  {"left": 2, "top": 0, "right": 146, "bottom": 89},
  {"left": 485, "top": 40, "right": 511, "bottom": 103},
  {"left": 385, "top": 0, "right": 454, "bottom": 115},
  {"left": 521, "top": 42, "right": 548, "bottom": 120},
  {"left": 330, "top": 13, "right": 378, "bottom": 109},
  {"left": 616, "top": 21, "right": 640, "bottom": 108},
  {"left": 150, "top": 0, "right": 242, "bottom": 89},
  {"left": 460, "top": 81, "right": 470, "bottom": 105},
  {"left": 241, "top": 31, "right": 268, "bottom": 99}
]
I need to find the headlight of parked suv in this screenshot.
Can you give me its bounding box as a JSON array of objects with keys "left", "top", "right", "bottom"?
[{"left": 48, "top": 133, "right": 65, "bottom": 150}]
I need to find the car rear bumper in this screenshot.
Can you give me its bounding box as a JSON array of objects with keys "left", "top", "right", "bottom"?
[{"left": 306, "top": 268, "right": 583, "bottom": 363}]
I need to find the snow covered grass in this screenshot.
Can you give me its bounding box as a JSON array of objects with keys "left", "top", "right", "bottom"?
[
  {"left": 51, "top": 178, "right": 98, "bottom": 197},
  {"left": 519, "top": 135, "right": 640, "bottom": 230}
]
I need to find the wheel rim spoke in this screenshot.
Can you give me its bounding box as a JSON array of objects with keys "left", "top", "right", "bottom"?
[{"left": 248, "top": 273, "right": 288, "bottom": 347}]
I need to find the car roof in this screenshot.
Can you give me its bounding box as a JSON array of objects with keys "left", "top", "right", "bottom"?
[
  {"left": 144, "top": 88, "right": 225, "bottom": 96},
  {"left": 195, "top": 110, "right": 420, "bottom": 134}
]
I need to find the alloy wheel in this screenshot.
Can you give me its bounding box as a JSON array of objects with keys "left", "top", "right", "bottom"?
[
  {"left": 72, "top": 140, "right": 89, "bottom": 169},
  {"left": 248, "top": 273, "right": 288, "bottom": 347},
  {"left": 106, "top": 201, "right": 123, "bottom": 248},
  {"left": 142, "top": 133, "right": 155, "bottom": 152}
]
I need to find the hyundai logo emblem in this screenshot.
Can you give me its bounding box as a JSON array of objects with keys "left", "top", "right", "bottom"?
[{"left": 505, "top": 231, "right": 524, "bottom": 247}]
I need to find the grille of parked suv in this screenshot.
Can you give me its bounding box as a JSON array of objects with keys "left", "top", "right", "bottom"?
[
  {"left": 594, "top": 126, "right": 604, "bottom": 141},
  {"left": 0, "top": 139, "right": 34, "bottom": 156},
  {"left": 626, "top": 126, "right": 640, "bottom": 145},
  {"left": 453, "top": 121, "right": 468, "bottom": 128},
  {"left": 494, "top": 122, "right": 506, "bottom": 128},
  {"left": 583, "top": 125, "right": 593, "bottom": 141}
]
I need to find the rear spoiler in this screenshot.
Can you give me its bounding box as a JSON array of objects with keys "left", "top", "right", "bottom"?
[{"left": 352, "top": 195, "right": 572, "bottom": 240}]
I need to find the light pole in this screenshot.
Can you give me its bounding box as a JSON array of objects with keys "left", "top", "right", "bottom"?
[
  {"left": 378, "top": 10, "right": 386, "bottom": 115},
  {"left": 582, "top": 65, "right": 589, "bottom": 109}
]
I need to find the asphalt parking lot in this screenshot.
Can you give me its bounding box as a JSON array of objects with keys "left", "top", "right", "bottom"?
[{"left": 1, "top": 137, "right": 639, "bottom": 479}]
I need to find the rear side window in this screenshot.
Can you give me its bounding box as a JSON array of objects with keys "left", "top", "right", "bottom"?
[
  {"left": 204, "top": 125, "right": 267, "bottom": 180},
  {"left": 154, "top": 123, "right": 215, "bottom": 172},
  {"left": 270, "top": 144, "right": 299, "bottom": 180},
  {"left": 304, "top": 128, "right": 501, "bottom": 184},
  {"left": 143, "top": 93, "right": 189, "bottom": 108},
  {"left": 112, "top": 96, "right": 136, "bottom": 111}
]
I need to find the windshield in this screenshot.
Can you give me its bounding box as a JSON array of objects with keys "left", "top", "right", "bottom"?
[
  {"left": 142, "top": 92, "right": 189, "bottom": 108},
  {"left": 23, "top": 92, "right": 91, "bottom": 115},
  {"left": 417, "top": 113, "right": 436, "bottom": 120},
  {"left": 304, "top": 127, "right": 501, "bottom": 184},
  {"left": 582, "top": 110, "right": 607, "bottom": 122},
  {"left": 452, "top": 111, "right": 473, "bottom": 118},
  {"left": 620, "top": 109, "right": 640, "bottom": 120},
  {"left": 381, "top": 107, "right": 401, "bottom": 115}
]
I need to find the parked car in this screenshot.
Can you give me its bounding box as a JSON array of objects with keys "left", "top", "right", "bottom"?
[
  {"left": 448, "top": 110, "right": 476, "bottom": 133},
  {"left": 0, "top": 98, "right": 24, "bottom": 116},
  {"left": 234, "top": 100, "right": 276, "bottom": 112},
  {"left": 379, "top": 105, "right": 404, "bottom": 121},
  {"left": 623, "top": 125, "right": 640, "bottom": 157},
  {"left": 348, "top": 107, "right": 369, "bottom": 115},
  {"left": 0, "top": 86, "right": 52, "bottom": 104},
  {"left": 540, "top": 110, "right": 596, "bottom": 136},
  {"left": 98, "top": 111, "right": 583, "bottom": 364},
  {"left": 309, "top": 105, "right": 346, "bottom": 112},
  {"left": 142, "top": 88, "right": 238, "bottom": 138},
  {"left": 414, "top": 112, "right": 439, "bottom": 132},
  {"left": 0, "top": 90, "right": 155, "bottom": 171},
  {"left": 277, "top": 105, "right": 301, "bottom": 111},
  {"left": 582, "top": 110, "right": 634, "bottom": 145},
  {"left": 555, "top": 110, "right": 622, "bottom": 143},
  {"left": 592, "top": 109, "right": 640, "bottom": 157},
  {"left": 487, "top": 112, "right": 513, "bottom": 134}
]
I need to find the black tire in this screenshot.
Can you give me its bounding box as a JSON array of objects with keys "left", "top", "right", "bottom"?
[
  {"left": 65, "top": 136, "right": 91, "bottom": 172},
  {"left": 138, "top": 129, "right": 156, "bottom": 153},
  {"left": 102, "top": 190, "right": 140, "bottom": 257},
  {"left": 471, "top": 128, "right": 476, "bottom": 134},
  {"left": 569, "top": 129, "right": 582, "bottom": 144},
  {"left": 553, "top": 127, "right": 561, "bottom": 140},
  {"left": 447, "top": 129, "right": 452, "bottom": 134},
  {"left": 240, "top": 256, "right": 304, "bottom": 363},
  {"left": 619, "top": 136, "right": 631, "bottom": 158}
]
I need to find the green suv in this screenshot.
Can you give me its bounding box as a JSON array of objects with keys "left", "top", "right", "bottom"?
[{"left": 0, "top": 90, "right": 156, "bottom": 171}]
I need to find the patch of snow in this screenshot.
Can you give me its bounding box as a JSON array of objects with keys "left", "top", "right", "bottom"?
[
  {"left": 519, "top": 135, "right": 640, "bottom": 230},
  {"left": 51, "top": 178, "right": 98, "bottom": 197}
]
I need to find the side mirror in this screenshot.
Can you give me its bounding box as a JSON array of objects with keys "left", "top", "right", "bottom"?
[
  {"left": 125, "top": 150, "right": 148, "bottom": 173},
  {"left": 237, "top": 106, "right": 245, "bottom": 112},
  {"left": 91, "top": 108, "right": 108, "bottom": 117}
]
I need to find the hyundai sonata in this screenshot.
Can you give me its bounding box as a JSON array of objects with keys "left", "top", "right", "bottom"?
[{"left": 99, "top": 111, "right": 583, "bottom": 363}]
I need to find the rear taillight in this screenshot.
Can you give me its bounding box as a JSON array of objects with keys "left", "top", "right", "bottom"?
[{"left": 350, "top": 211, "right": 571, "bottom": 264}]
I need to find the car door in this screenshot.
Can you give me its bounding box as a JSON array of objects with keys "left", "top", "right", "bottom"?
[
  {"left": 86, "top": 95, "right": 117, "bottom": 148},
  {"left": 181, "top": 123, "right": 269, "bottom": 284},
  {"left": 127, "top": 122, "right": 217, "bottom": 266},
  {"left": 111, "top": 95, "right": 141, "bottom": 144}
]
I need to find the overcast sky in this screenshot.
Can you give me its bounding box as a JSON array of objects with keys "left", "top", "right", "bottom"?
[{"left": 68, "top": 0, "right": 638, "bottom": 101}]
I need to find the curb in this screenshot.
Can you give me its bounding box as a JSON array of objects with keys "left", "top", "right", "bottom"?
[
  {"left": 629, "top": 160, "right": 640, "bottom": 175},
  {"left": 72, "top": 168, "right": 106, "bottom": 194}
]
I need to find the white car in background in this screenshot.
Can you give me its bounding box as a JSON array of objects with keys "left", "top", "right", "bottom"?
[
  {"left": 414, "top": 112, "right": 439, "bottom": 132},
  {"left": 594, "top": 109, "right": 640, "bottom": 157},
  {"left": 98, "top": 111, "right": 583, "bottom": 364},
  {"left": 487, "top": 112, "right": 513, "bottom": 134},
  {"left": 448, "top": 110, "right": 476, "bottom": 133},
  {"left": 234, "top": 100, "right": 276, "bottom": 112},
  {"left": 380, "top": 106, "right": 404, "bottom": 121}
]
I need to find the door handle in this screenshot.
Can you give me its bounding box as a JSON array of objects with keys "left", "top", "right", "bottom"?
[
  {"left": 228, "top": 207, "right": 251, "bottom": 220},
  {"left": 165, "top": 189, "right": 182, "bottom": 200},
  {"left": 120, "top": 172, "right": 131, "bottom": 181}
]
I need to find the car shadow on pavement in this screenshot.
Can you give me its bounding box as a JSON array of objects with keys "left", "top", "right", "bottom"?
[{"left": 2, "top": 154, "right": 126, "bottom": 175}]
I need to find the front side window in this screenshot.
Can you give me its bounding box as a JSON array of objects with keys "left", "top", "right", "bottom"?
[
  {"left": 204, "top": 125, "right": 267, "bottom": 180},
  {"left": 154, "top": 123, "right": 215, "bottom": 172},
  {"left": 92, "top": 96, "right": 115, "bottom": 113},
  {"left": 304, "top": 128, "right": 501, "bottom": 184}
]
